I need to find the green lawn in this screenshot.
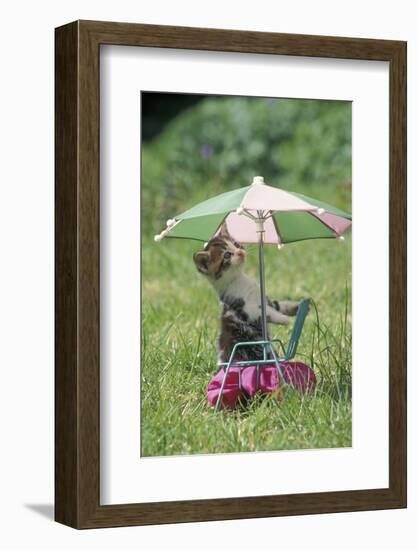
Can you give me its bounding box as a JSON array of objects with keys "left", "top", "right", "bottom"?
[{"left": 141, "top": 234, "right": 352, "bottom": 457}]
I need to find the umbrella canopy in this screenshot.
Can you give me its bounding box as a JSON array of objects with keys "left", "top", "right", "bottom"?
[{"left": 154, "top": 176, "right": 351, "bottom": 245}]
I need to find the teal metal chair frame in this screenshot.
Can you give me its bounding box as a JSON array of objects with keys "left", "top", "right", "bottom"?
[{"left": 214, "top": 298, "right": 310, "bottom": 411}]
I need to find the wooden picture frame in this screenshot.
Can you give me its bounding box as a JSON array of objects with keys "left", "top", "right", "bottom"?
[{"left": 55, "top": 20, "right": 407, "bottom": 529}]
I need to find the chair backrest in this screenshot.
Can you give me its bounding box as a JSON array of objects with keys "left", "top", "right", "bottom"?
[{"left": 286, "top": 298, "right": 310, "bottom": 360}]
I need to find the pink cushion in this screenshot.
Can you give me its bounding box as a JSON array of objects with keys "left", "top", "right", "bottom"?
[{"left": 207, "top": 361, "right": 316, "bottom": 408}]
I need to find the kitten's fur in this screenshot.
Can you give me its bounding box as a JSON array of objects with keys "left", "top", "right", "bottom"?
[{"left": 193, "top": 225, "right": 300, "bottom": 363}]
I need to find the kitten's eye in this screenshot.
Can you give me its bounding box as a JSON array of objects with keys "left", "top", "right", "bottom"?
[
  {"left": 234, "top": 242, "right": 241, "bottom": 248},
  {"left": 224, "top": 251, "right": 232, "bottom": 259}
]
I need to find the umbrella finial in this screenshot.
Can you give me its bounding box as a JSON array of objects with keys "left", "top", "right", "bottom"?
[{"left": 252, "top": 176, "right": 265, "bottom": 185}]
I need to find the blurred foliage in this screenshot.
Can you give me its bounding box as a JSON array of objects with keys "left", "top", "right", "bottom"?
[
  {"left": 141, "top": 93, "right": 203, "bottom": 140},
  {"left": 142, "top": 95, "right": 351, "bottom": 234}
]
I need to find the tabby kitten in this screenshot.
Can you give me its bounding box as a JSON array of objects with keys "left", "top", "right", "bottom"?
[{"left": 193, "top": 225, "right": 300, "bottom": 363}]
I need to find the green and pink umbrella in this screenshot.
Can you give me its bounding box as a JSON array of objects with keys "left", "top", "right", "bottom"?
[{"left": 155, "top": 176, "right": 351, "bottom": 340}]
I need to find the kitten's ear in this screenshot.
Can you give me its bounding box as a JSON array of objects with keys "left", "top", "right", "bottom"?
[
  {"left": 193, "top": 251, "right": 210, "bottom": 273},
  {"left": 218, "top": 224, "right": 230, "bottom": 238}
]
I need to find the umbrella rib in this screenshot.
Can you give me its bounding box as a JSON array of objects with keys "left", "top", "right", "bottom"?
[
  {"left": 154, "top": 218, "right": 182, "bottom": 241},
  {"left": 241, "top": 208, "right": 257, "bottom": 220}
]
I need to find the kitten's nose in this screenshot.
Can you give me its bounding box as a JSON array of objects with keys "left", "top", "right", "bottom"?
[{"left": 236, "top": 249, "right": 246, "bottom": 259}]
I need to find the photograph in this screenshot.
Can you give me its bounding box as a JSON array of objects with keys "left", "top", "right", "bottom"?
[{"left": 141, "top": 92, "right": 352, "bottom": 457}]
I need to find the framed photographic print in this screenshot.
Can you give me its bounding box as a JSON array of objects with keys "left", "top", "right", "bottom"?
[{"left": 55, "top": 20, "right": 406, "bottom": 528}]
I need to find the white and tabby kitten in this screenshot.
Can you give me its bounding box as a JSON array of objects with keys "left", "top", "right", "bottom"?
[{"left": 193, "top": 225, "right": 300, "bottom": 363}]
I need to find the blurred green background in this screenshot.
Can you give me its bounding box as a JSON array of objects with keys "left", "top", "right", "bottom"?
[{"left": 140, "top": 93, "right": 352, "bottom": 457}]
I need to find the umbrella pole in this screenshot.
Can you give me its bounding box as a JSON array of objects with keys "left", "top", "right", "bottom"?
[{"left": 257, "top": 220, "right": 268, "bottom": 341}]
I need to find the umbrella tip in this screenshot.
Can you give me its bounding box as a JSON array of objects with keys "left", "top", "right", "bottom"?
[
  {"left": 154, "top": 234, "right": 163, "bottom": 242},
  {"left": 252, "top": 176, "right": 265, "bottom": 185}
]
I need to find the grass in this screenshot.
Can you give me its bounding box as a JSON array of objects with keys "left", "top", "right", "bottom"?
[{"left": 141, "top": 234, "right": 352, "bottom": 457}]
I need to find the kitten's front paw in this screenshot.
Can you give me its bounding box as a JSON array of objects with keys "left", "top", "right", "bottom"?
[{"left": 280, "top": 300, "right": 299, "bottom": 316}]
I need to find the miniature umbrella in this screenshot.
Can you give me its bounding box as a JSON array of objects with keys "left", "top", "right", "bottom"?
[{"left": 154, "top": 176, "right": 351, "bottom": 340}]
